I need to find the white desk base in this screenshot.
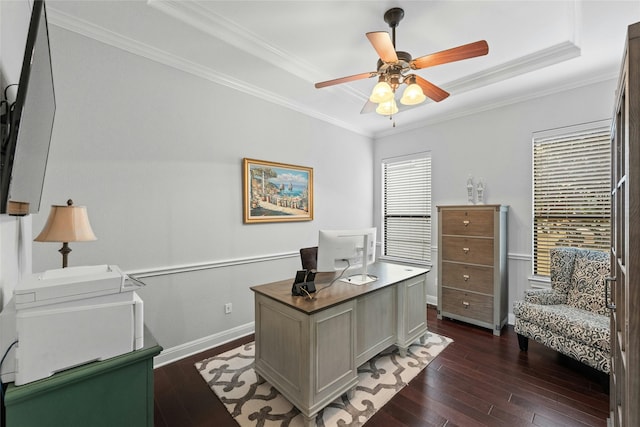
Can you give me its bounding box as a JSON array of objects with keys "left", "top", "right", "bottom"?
[{"left": 252, "top": 264, "right": 428, "bottom": 425}]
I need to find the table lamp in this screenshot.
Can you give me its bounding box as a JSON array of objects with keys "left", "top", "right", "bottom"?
[{"left": 34, "top": 199, "right": 97, "bottom": 268}]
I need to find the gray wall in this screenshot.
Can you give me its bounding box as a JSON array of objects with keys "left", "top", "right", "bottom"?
[
  {"left": 2, "top": 3, "right": 374, "bottom": 365},
  {"left": 373, "top": 78, "right": 616, "bottom": 319}
]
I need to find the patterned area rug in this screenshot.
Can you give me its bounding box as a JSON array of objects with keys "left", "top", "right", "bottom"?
[{"left": 195, "top": 332, "right": 452, "bottom": 426}]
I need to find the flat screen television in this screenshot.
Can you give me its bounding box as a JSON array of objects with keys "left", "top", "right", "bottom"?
[
  {"left": 316, "top": 227, "right": 377, "bottom": 285},
  {"left": 0, "top": 0, "right": 56, "bottom": 215}
]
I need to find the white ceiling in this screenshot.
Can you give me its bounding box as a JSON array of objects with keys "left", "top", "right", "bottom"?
[{"left": 45, "top": 0, "right": 640, "bottom": 137}]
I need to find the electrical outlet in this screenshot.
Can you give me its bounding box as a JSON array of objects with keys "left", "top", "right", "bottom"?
[{"left": 224, "top": 303, "right": 232, "bottom": 314}]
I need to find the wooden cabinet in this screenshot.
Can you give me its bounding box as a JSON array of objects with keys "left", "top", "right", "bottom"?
[
  {"left": 609, "top": 21, "right": 640, "bottom": 427},
  {"left": 437, "top": 205, "right": 508, "bottom": 336},
  {"left": 3, "top": 328, "right": 162, "bottom": 427}
]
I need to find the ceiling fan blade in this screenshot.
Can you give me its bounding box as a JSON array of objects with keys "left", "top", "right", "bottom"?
[
  {"left": 410, "top": 40, "right": 489, "bottom": 70},
  {"left": 415, "top": 75, "right": 449, "bottom": 102},
  {"left": 366, "top": 31, "right": 398, "bottom": 63},
  {"left": 315, "top": 72, "right": 377, "bottom": 89},
  {"left": 360, "top": 99, "right": 378, "bottom": 114}
]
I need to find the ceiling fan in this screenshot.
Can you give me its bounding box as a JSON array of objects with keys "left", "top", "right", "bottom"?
[{"left": 314, "top": 7, "right": 489, "bottom": 116}]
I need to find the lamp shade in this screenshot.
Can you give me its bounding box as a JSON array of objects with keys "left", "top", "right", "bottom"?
[
  {"left": 400, "top": 83, "right": 426, "bottom": 105},
  {"left": 376, "top": 98, "right": 398, "bottom": 116},
  {"left": 369, "top": 81, "right": 394, "bottom": 103},
  {"left": 35, "top": 200, "right": 97, "bottom": 243}
]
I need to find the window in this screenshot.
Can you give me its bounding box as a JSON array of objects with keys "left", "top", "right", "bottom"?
[
  {"left": 532, "top": 121, "right": 611, "bottom": 276},
  {"left": 382, "top": 153, "right": 431, "bottom": 264}
]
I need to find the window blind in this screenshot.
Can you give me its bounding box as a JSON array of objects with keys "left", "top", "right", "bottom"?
[
  {"left": 532, "top": 125, "right": 611, "bottom": 276},
  {"left": 383, "top": 154, "right": 431, "bottom": 263}
]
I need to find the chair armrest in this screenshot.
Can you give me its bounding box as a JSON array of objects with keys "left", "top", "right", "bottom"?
[{"left": 523, "top": 289, "right": 567, "bottom": 305}]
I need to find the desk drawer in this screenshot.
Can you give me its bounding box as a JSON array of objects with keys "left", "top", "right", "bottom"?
[
  {"left": 441, "top": 236, "right": 494, "bottom": 265},
  {"left": 441, "top": 262, "right": 494, "bottom": 294},
  {"left": 441, "top": 209, "right": 494, "bottom": 237},
  {"left": 441, "top": 288, "right": 493, "bottom": 323}
]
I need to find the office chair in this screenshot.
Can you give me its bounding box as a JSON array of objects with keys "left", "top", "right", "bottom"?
[{"left": 299, "top": 246, "right": 318, "bottom": 271}]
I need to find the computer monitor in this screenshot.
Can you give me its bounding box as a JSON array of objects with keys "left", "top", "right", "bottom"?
[{"left": 316, "top": 228, "right": 377, "bottom": 285}]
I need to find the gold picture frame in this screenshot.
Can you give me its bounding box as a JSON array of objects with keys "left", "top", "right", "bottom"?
[{"left": 243, "top": 158, "right": 314, "bottom": 224}]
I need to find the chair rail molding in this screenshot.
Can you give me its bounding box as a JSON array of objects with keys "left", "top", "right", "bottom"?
[{"left": 126, "top": 251, "right": 298, "bottom": 279}]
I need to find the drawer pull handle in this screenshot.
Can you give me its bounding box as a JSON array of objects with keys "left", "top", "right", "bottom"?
[
  {"left": 463, "top": 274, "right": 470, "bottom": 281},
  {"left": 463, "top": 220, "right": 470, "bottom": 226},
  {"left": 462, "top": 301, "right": 470, "bottom": 308},
  {"left": 463, "top": 247, "right": 470, "bottom": 254}
]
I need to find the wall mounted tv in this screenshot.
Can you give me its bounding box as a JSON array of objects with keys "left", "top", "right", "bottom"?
[{"left": 0, "top": 0, "right": 56, "bottom": 215}]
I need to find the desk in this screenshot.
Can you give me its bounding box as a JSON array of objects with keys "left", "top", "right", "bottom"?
[
  {"left": 251, "top": 262, "right": 429, "bottom": 426},
  {"left": 2, "top": 328, "right": 162, "bottom": 427}
]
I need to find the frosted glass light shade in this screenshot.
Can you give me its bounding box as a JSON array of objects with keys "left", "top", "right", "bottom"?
[
  {"left": 376, "top": 98, "right": 398, "bottom": 115},
  {"left": 369, "top": 81, "right": 393, "bottom": 103},
  {"left": 400, "top": 83, "right": 426, "bottom": 105}
]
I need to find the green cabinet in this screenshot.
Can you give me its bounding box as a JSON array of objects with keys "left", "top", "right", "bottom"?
[{"left": 3, "top": 328, "right": 161, "bottom": 427}]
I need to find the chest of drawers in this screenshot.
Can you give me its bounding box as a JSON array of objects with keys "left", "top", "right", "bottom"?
[{"left": 437, "top": 205, "right": 508, "bottom": 336}]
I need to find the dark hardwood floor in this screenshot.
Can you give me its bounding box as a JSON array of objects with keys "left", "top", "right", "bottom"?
[{"left": 154, "top": 306, "right": 609, "bottom": 427}]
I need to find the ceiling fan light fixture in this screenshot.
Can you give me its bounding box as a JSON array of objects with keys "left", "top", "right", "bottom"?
[
  {"left": 369, "top": 80, "right": 394, "bottom": 103},
  {"left": 313, "top": 7, "right": 489, "bottom": 124},
  {"left": 376, "top": 98, "right": 398, "bottom": 116},
  {"left": 400, "top": 83, "right": 426, "bottom": 105}
]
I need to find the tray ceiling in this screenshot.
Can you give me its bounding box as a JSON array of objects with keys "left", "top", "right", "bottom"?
[{"left": 46, "top": 0, "right": 640, "bottom": 137}]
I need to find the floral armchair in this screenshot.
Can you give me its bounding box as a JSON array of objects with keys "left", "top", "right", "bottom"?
[{"left": 513, "top": 247, "right": 611, "bottom": 373}]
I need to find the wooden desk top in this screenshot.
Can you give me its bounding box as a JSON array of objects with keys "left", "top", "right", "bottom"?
[{"left": 250, "top": 262, "right": 429, "bottom": 314}]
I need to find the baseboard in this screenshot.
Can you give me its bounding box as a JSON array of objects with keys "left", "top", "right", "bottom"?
[
  {"left": 427, "top": 295, "right": 438, "bottom": 307},
  {"left": 153, "top": 322, "right": 255, "bottom": 368}
]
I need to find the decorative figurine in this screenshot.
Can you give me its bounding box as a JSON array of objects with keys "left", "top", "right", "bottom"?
[
  {"left": 467, "top": 175, "right": 475, "bottom": 204},
  {"left": 477, "top": 179, "right": 485, "bottom": 204}
]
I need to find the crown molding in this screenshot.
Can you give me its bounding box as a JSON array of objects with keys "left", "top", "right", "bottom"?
[
  {"left": 446, "top": 41, "right": 581, "bottom": 95},
  {"left": 146, "top": 1, "right": 588, "bottom": 131},
  {"left": 147, "top": 1, "right": 586, "bottom": 117},
  {"left": 46, "top": 7, "right": 372, "bottom": 137},
  {"left": 147, "top": 0, "right": 369, "bottom": 103},
  {"left": 46, "top": 2, "right": 594, "bottom": 139},
  {"left": 146, "top": 0, "right": 319, "bottom": 79},
  {"left": 375, "top": 70, "right": 616, "bottom": 139}
]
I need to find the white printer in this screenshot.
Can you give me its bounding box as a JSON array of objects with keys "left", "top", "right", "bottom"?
[{"left": 0, "top": 265, "right": 144, "bottom": 386}]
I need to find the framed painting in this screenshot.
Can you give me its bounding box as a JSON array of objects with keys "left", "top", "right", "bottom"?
[{"left": 243, "top": 158, "right": 314, "bottom": 223}]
